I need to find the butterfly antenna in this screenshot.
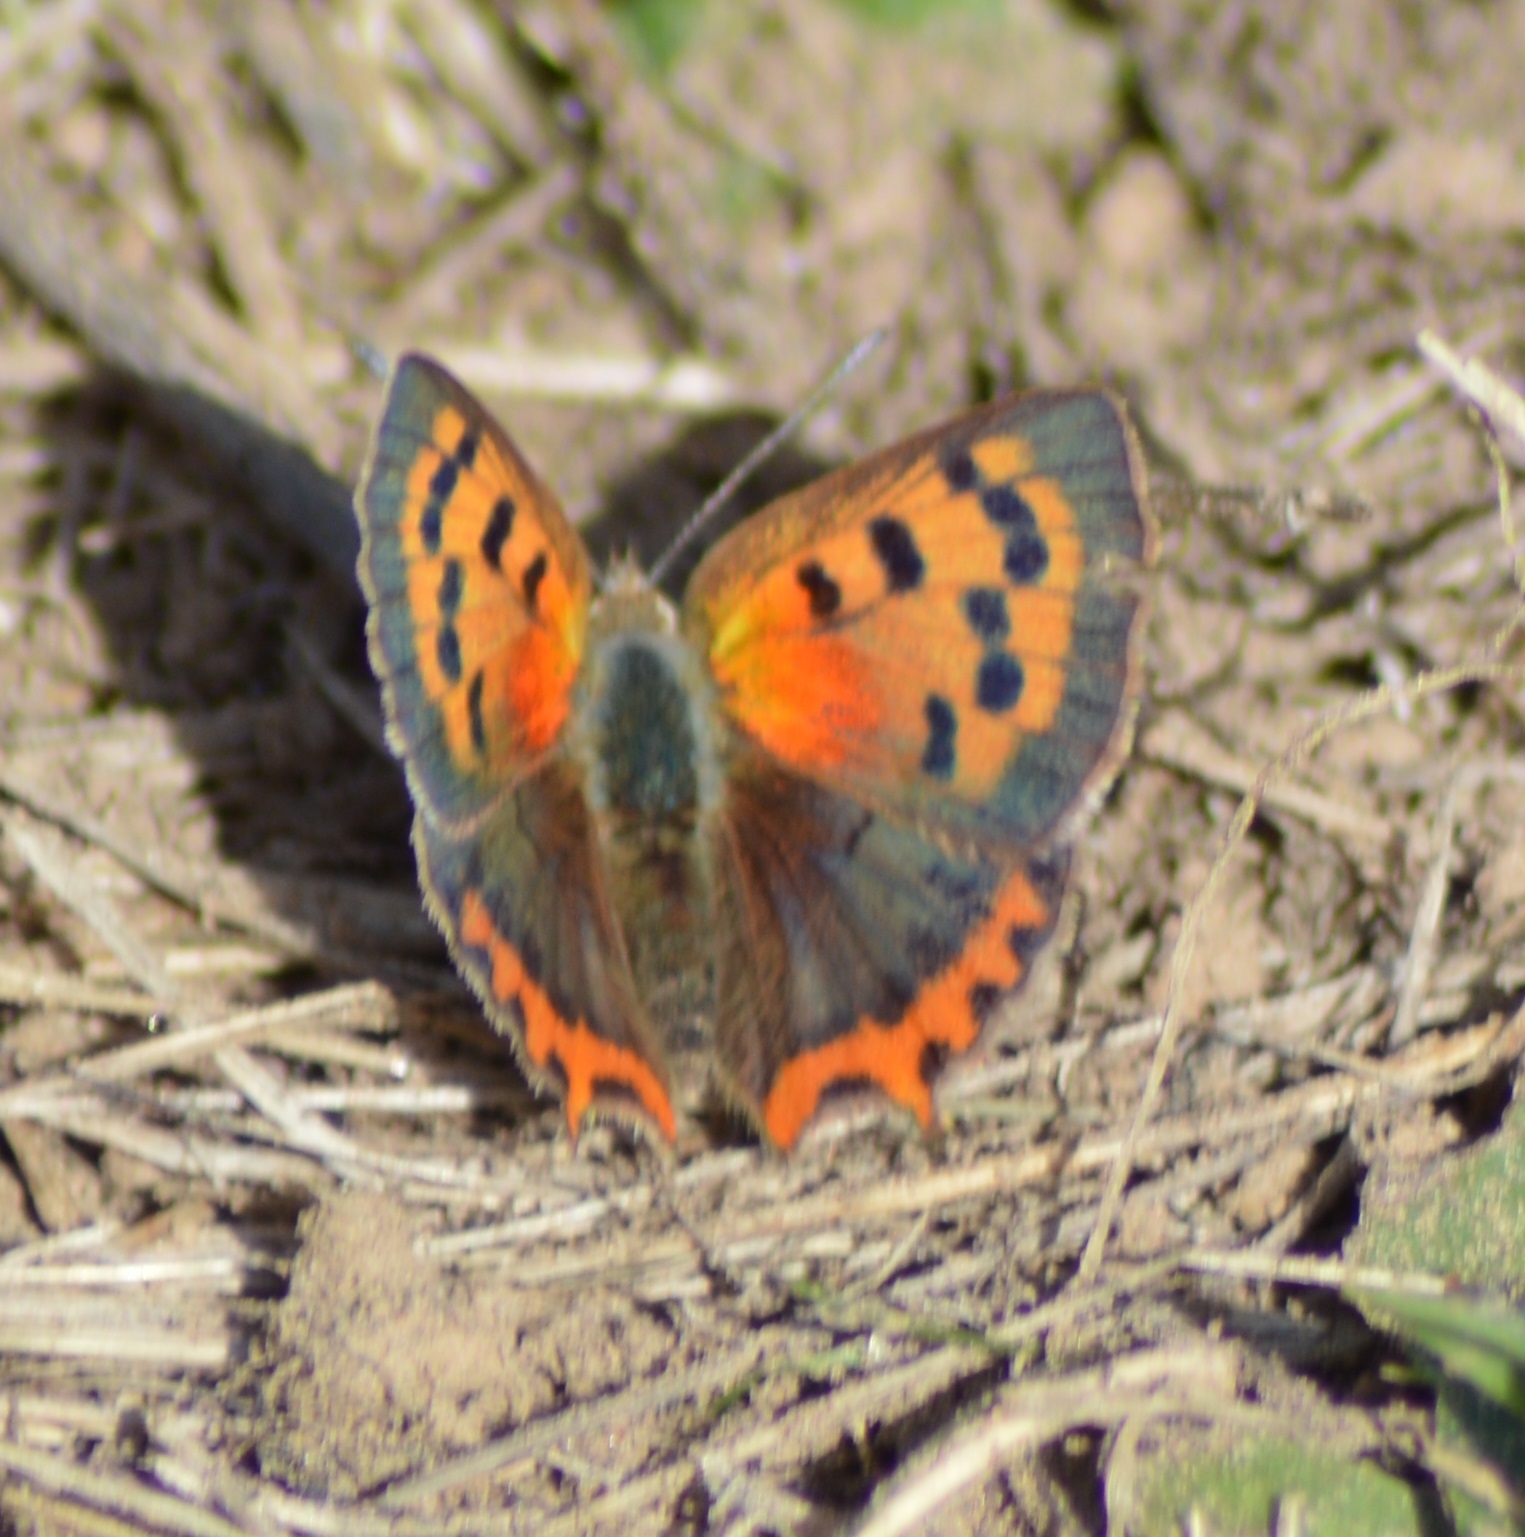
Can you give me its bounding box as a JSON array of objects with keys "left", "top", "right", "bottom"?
[{"left": 647, "top": 327, "right": 889, "bottom": 588}]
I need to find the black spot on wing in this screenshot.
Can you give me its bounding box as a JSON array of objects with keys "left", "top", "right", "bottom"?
[
  {"left": 421, "top": 420, "right": 486, "bottom": 555},
  {"left": 982, "top": 484, "right": 1050, "bottom": 584},
  {"left": 1006, "top": 855, "right": 1065, "bottom": 969},
  {"left": 438, "top": 557, "right": 463, "bottom": 617},
  {"left": 467, "top": 669, "right": 486, "bottom": 756},
  {"left": 920, "top": 858, "right": 990, "bottom": 910},
  {"left": 981, "top": 482, "right": 1032, "bottom": 530},
  {"left": 796, "top": 559, "right": 843, "bottom": 620},
  {"left": 420, "top": 457, "right": 456, "bottom": 554},
  {"left": 481, "top": 496, "right": 514, "bottom": 571},
  {"left": 1027, "top": 850, "right": 1069, "bottom": 905},
  {"left": 1003, "top": 528, "right": 1049, "bottom": 584},
  {"left": 437, "top": 558, "right": 464, "bottom": 683},
  {"left": 523, "top": 550, "right": 548, "bottom": 614},
  {"left": 922, "top": 694, "right": 957, "bottom": 780},
  {"left": 869, "top": 516, "right": 925, "bottom": 593},
  {"left": 942, "top": 446, "right": 978, "bottom": 493},
  {"left": 437, "top": 625, "right": 462, "bottom": 683},
  {"left": 962, "top": 587, "right": 1011, "bottom": 644},
  {"left": 976, "top": 653, "right": 1024, "bottom": 713},
  {"left": 968, "top": 981, "right": 1002, "bottom": 1026},
  {"left": 918, "top": 1039, "right": 950, "bottom": 1087},
  {"left": 1007, "top": 919, "right": 1050, "bottom": 968}
]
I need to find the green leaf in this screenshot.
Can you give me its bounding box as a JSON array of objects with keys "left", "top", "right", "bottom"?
[
  {"left": 1356, "top": 1289, "right": 1525, "bottom": 1417},
  {"left": 606, "top": 0, "right": 706, "bottom": 74},
  {"left": 828, "top": 0, "right": 998, "bottom": 29},
  {"left": 1132, "top": 1434, "right": 1423, "bottom": 1537}
]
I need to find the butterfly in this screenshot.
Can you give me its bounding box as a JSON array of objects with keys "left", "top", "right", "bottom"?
[{"left": 355, "top": 354, "right": 1154, "bottom": 1151}]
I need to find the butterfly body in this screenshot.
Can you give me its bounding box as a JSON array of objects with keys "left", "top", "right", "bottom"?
[
  {"left": 357, "top": 355, "right": 1154, "bottom": 1150},
  {"left": 566, "top": 576, "right": 726, "bottom": 1124}
]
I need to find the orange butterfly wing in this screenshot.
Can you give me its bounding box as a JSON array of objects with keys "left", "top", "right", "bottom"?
[
  {"left": 706, "top": 754, "right": 1073, "bottom": 1148},
  {"left": 685, "top": 391, "right": 1153, "bottom": 1144},
  {"left": 357, "top": 356, "right": 676, "bottom": 1143}
]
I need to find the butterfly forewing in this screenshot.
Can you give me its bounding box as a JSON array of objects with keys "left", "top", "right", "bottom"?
[
  {"left": 356, "top": 354, "right": 593, "bottom": 831},
  {"left": 685, "top": 390, "right": 1153, "bottom": 852}
]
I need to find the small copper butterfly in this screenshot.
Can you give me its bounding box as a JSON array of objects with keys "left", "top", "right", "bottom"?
[{"left": 355, "top": 355, "right": 1154, "bottom": 1150}]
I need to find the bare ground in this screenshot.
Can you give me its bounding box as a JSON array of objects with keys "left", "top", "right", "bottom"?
[{"left": 0, "top": 1, "right": 1523, "bottom": 1532}]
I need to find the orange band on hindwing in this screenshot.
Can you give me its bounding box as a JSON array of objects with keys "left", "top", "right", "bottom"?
[
  {"left": 760, "top": 862, "right": 1055, "bottom": 1150},
  {"left": 459, "top": 890, "right": 677, "bottom": 1142}
]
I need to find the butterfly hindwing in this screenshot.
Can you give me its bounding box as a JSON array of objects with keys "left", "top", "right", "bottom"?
[
  {"left": 356, "top": 353, "right": 593, "bottom": 829},
  {"left": 710, "top": 751, "right": 1070, "bottom": 1147},
  {"left": 416, "top": 760, "right": 678, "bottom": 1142},
  {"left": 685, "top": 390, "right": 1152, "bottom": 852}
]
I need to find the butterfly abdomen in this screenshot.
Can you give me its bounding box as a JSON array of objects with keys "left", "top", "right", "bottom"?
[{"left": 573, "top": 615, "right": 727, "bottom": 1113}]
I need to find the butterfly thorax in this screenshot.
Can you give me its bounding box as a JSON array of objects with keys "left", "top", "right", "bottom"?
[{"left": 567, "top": 572, "right": 727, "bottom": 1113}]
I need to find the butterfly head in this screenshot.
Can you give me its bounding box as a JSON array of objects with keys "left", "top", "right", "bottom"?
[{"left": 588, "top": 553, "right": 679, "bottom": 647}]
